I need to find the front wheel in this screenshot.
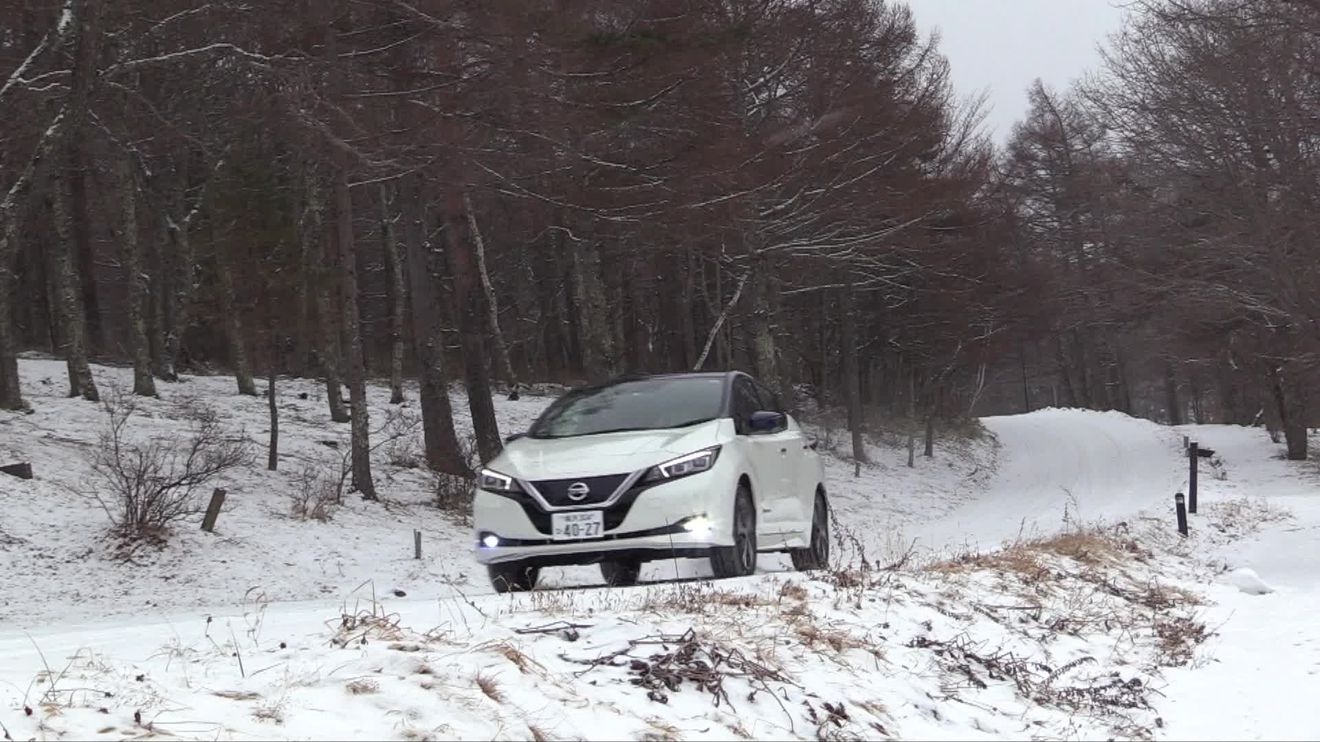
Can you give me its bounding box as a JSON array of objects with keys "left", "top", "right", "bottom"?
[
  {"left": 790, "top": 492, "right": 830, "bottom": 571},
  {"left": 487, "top": 562, "right": 541, "bottom": 593},
  {"left": 710, "top": 484, "right": 757, "bottom": 578}
]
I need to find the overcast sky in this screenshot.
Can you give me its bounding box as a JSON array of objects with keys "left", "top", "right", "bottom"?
[{"left": 905, "top": 0, "right": 1131, "bottom": 144}]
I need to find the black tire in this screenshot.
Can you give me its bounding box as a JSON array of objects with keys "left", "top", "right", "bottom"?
[
  {"left": 487, "top": 562, "right": 541, "bottom": 593},
  {"left": 600, "top": 559, "right": 642, "bottom": 587},
  {"left": 710, "top": 483, "right": 757, "bottom": 578},
  {"left": 790, "top": 492, "right": 830, "bottom": 572}
]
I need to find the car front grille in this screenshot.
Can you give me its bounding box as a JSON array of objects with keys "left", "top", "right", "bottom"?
[
  {"left": 530, "top": 473, "right": 629, "bottom": 507},
  {"left": 494, "top": 480, "right": 664, "bottom": 536}
]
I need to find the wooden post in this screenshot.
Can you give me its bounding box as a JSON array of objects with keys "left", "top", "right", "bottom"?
[
  {"left": 413, "top": 529, "right": 422, "bottom": 560},
  {"left": 1175, "top": 493, "right": 1188, "bottom": 536},
  {"left": 1188, "top": 442, "right": 1198, "bottom": 514},
  {"left": 201, "top": 488, "right": 226, "bottom": 532}
]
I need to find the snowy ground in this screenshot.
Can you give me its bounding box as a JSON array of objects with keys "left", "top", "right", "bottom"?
[{"left": 1, "top": 358, "right": 1318, "bottom": 740}]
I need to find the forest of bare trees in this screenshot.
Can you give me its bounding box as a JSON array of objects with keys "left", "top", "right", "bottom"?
[{"left": 1, "top": 0, "right": 1316, "bottom": 481}]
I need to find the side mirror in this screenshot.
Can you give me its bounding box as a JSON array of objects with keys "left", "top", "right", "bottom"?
[
  {"left": 504, "top": 432, "right": 526, "bottom": 444},
  {"left": 748, "top": 410, "right": 786, "bottom": 433}
]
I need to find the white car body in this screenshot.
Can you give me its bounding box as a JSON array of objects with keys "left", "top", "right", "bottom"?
[{"left": 472, "top": 372, "right": 827, "bottom": 580}]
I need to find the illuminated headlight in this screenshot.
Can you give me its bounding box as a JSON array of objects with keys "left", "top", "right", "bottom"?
[
  {"left": 478, "top": 468, "right": 523, "bottom": 494},
  {"left": 481, "top": 534, "right": 500, "bottom": 549},
  {"left": 683, "top": 516, "right": 713, "bottom": 537},
  {"left": 642, "top": 446, "right": 721, "bottom": 483}
]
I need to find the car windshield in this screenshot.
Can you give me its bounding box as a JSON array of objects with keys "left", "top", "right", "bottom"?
[{"left": 528, "top": 377, "right": 725, "bottom": 439}]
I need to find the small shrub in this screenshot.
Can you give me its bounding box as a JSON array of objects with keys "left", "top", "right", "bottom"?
[
  {"left": 90, "top": 391, "right": 251, "bottom": 540},
  {"left": 290, "top": 465, "right": 338, "bottom": 522},
  {"left": 434, "top": 433, "right": 479, "bottom": 518},
  {"left": 382, "top": 408, "right": 424, "bottom": 469}
]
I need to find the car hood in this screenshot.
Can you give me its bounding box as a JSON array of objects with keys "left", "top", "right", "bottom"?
[{"left": 494, "top": 420, "right": 726, "bottom": 480}]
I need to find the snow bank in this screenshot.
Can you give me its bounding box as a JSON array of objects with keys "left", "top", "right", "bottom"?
[{"left": 2, "top": 517, "right": 1215, "bottom": 741}]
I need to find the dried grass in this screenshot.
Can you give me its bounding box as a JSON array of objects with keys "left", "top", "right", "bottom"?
[
  {"left": 928, "top": 545, "right": 1047, "bottom": 579},
  {"left": 778, "top": 581, "right": 808, "bottom": 601},
  {"left": 473, "top": 672, "right": 505, "bottom": 703},
  {"left": 1154, "top": 616, "right": 1209, "bottom": 666},
  {"left": 252, "top": 701, "right": 285, "bottom": 724},
  {"left": 1025, "top": 531, "right": 1121, "bottom": 566}
]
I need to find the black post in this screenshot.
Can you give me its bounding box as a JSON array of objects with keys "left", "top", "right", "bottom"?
[
  {"left": 1175, "top": 493, "right": 1188, "bottom": 536},
  {"left": 201, "top": 488, "right": 227, "bottom": 532},
  {"left": 1188, "top": 442, "right": 1198, "bottom": 514}
]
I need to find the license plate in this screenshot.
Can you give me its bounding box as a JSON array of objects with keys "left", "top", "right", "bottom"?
[{"left": 551, "top": 511, "right": 604, "bottom": 541}]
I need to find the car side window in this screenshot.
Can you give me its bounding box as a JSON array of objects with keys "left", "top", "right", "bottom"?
[{"left": 732, "top": 378, "right": 762, "bottom": 433}]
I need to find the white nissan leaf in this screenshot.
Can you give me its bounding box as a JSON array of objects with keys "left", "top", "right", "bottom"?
[{"left": 472, "top": 371, "right": 830, "bottom": 592}]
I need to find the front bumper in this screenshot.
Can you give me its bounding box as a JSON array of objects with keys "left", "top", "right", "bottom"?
[
  {"left": 475, "top": 530, "right": 723, "bottom": 566},
  {"left": 472, "top": 465, "right": 738, "bottom": 566}
]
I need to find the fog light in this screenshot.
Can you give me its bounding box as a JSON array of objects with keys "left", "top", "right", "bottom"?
[
  {"left": 684, "top": 516, "right": 713, "bottom": 537},
  {"left": 481, "top": 534, "right": 500, "bottom": 549}
]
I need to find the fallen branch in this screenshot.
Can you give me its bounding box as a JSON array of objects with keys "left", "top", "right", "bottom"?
[{"left": 693, "top": 272, "right": 749, "bottom": 370}]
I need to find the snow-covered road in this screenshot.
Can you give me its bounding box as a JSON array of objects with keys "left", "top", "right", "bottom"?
[{"left": 903, "top": 408, "right": 1186, "bottom": 556}]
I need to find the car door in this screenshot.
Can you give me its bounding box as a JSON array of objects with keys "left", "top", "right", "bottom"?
[
  {"left": 752, "top": 380, "right": 809, "bottom": 535},
  {"left": 731, "top": 377, "right": 784, "bottom": 531}
]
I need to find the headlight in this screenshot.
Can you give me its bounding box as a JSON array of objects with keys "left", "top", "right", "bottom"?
[
  {"left": 478, "top": 468, "right": 523, "bottom": 494},
  {"left": 642, "top": 446, "right": 721, "bottom": 483}
]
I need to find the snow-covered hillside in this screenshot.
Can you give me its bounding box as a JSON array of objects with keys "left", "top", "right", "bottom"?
[
  {"left": 0, "top": 357, "right": 1000, "bottom": 626},
  {"left": 1, "top": 358, "right": 1317, "bottom": 740}
]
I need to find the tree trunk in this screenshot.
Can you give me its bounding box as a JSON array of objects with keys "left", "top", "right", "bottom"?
[
  {"left": 693, "top": 272, "right": 747, "bottom": 371},
  {"left": 378, "top": 185, "right": 407, "bottom": 404},
  {"left": 748, "top": 251, "right": 784, "bottom": 399},
  {"left": 1270, "top": 368, "right": 1307, "bottom": 461},
  {"left": 290, "top": 207, "right": 314, "bottom": 378},
  {"left": 464, "top": 191, "right": 519, "bottom": 397},
  {"left": 61, "top": 0, "right": 103, "bottom": 353},
  {"left": 1164, "top": 360, "right": 1183, "bottom": 425},
  {"left": 146, "top": 221, "right": 167, "bottom": 378},
  {"left": 0, "top": 222, "right": 24, "bottom": 410},
  {"left": 1054, "top": 335, "right": 1077, "bottom": 407},
  {"left": 49, "top": 171, "right": 98, "bottom": 402},
  {"left": 48, "top": 0, "right": 98, "bottom": 401},
  {"left": 908, "top": 372, "right": 918, "bottom": 464},
  {"left": 160, "top": 213, "right": 194, "bottom": 381},
  {"left": 841, "top": 283, "right": 867, "bottom": 466},
  {"left": 402, "top": 180, "right": 467, "bottom": 475},
  {"left": 116, "top": 156, "right": 156, "bottom": 397},
  {"left": 312, "top": 211, "right": 350, "bottom": 423},
  {"left": 569, "top": 240, "right": 616, "bottom": 381},
  {"left": 442, "top": 188, "right": 502, "bottom": 463},
  {"left": 1019, "top": 341, "right": 1031, "bottom": 412},
  {"left": 681, "top": 249, "right": 697, "bottom": 369},
  {"left": 70, "top": 157, "right": 103, "bottom": 357},
  {"left": 214, "top": 249, "right": 257, "bottom": 396},
  {"left": 335, "top": 166, "right": 376, "bottom": 499},
  {"left": 924, "top": 412, "right": 935, "bottom": 458},
  {"left": 268, "top": 363, "right": 279, "bottom": 471}
]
